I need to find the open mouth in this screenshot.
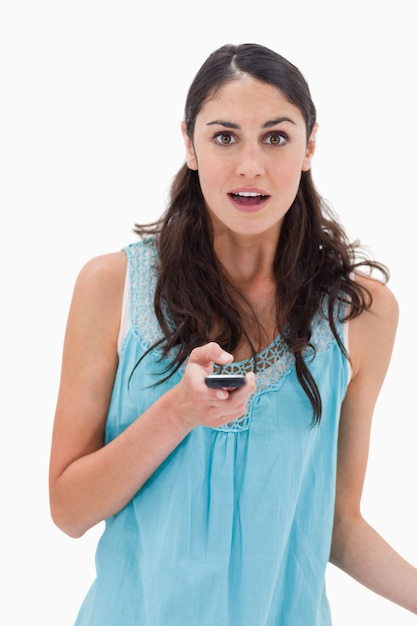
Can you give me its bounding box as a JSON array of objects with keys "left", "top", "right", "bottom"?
[{"left": 229, "top": 192, "right": 269, "bottom": 206}]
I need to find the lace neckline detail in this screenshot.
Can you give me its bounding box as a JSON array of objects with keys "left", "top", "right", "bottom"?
[{"left": 124, "top": 238, "right": 343, "bottom": 432}]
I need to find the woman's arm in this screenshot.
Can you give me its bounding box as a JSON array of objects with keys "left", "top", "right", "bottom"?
[
  {"left": 330, "top": 274, "right": 417, "bottom": 613},
  {"left": 49, "top": 252, "right": 255, "bottom": 539}
]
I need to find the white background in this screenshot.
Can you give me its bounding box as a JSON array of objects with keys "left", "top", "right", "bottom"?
[{"left": 1, "top": 1, "right": 416, "bottom": 624}]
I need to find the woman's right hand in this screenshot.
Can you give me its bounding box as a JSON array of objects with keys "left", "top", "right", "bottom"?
[{"left": 172, "top": 342, "right": 256, "bottom": 430}]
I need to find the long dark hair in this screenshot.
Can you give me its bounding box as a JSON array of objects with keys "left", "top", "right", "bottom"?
[{"left": 134, "top": 43, "right": 388, "bottom": 423}]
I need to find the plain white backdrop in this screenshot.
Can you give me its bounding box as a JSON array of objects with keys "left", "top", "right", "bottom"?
[{"left": 1, "top": 1, "right": 416, "bottom": 624}]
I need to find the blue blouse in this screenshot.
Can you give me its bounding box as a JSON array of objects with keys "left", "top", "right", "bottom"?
[{"left": 74, "top": 237, "right": 350, "bottom": 626}]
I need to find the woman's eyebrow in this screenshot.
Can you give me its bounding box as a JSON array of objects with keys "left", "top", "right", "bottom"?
[
  {"left": 206, "top": 120, "right": 239, "bottom": 129},
  {"left": 263, "top": 117, "right": 296, "bottom": 128},
  {"left": 206, "top": 116, "right": 296, "bottom": 129}
]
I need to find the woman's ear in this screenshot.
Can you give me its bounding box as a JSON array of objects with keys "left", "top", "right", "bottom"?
[
  {"left": 181, "top": 121, "right": 198, "bottom": 170},
  {"left": 302, "top": 123, "right": 318, "bottom": 172}
]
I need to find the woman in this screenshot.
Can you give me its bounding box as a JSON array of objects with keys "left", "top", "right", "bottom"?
[{"left": 49, "top": 43, "right": 417, "bottom": 624}]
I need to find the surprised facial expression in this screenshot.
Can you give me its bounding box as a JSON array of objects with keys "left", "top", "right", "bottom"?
[{"left": 182, "top": 75, "right": 317, "bottom": 241}]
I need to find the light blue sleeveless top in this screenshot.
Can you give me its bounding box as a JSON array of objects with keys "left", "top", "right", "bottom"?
[{"left": 75, "top": 238, "right": 350, "bottom": 626}]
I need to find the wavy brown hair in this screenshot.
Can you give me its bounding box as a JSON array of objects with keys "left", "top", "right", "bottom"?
[{"left": 134, "top": 43, "right": 388, "bottom": 423}]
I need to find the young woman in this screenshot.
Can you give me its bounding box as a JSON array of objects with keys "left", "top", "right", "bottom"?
[{"left": 49, "top": 43, "right": 417, "bottom": 624}]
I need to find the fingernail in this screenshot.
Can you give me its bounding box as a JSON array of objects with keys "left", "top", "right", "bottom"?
[
  {"left": 215, "top": 390, "right": 228, "bottom": 400},
  {"left": 219, "top": 352, "right": 233, "bottom": 363}
]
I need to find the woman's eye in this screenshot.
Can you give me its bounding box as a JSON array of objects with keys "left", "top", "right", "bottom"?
[
  {"left": 266, "top": 133, "right": 288, "bottom": 146},
  {"left": 213, "top": 133, "right": 235, "bottom": 145}
]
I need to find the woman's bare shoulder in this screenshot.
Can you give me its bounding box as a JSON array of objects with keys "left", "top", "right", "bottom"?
[
  {"left": 78, "top": 250, "right": 127, "bottom": 286},
  {"left": 348, "top": 271, "right": 399, "bottom": 380},
  {"left": 69, "top": 251, "right": 128, "bottom": 333},
  {"left": 353, "top": 270, "right": 399, "bottom": 319}
]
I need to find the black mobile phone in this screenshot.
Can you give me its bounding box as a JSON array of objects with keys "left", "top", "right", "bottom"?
[{"left": 205, "top": 374, "right": 246, "bottom": 389}]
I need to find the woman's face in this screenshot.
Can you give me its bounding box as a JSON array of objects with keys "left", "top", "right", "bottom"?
[{"left": 182, "top": 75, "right": 317, "bottom": 242}]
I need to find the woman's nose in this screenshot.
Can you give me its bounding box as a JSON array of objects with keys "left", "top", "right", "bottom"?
[{"left": 235, "top": 144, "right": 266, "bottom": 178}]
